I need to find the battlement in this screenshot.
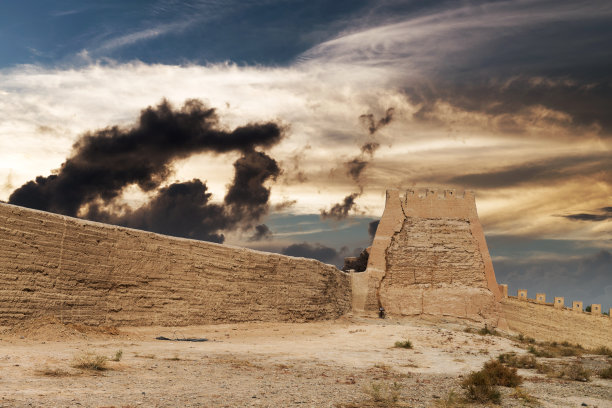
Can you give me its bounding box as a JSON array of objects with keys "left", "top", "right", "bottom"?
[
  {"left": 404, "top": 188, "right": 475, "bottom": 200},
  {"left": 506, "top": 288, "right": 609, "bottom": 318}
]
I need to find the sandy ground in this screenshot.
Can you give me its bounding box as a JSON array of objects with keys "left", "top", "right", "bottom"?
[{"left": 0, "top": 315, "right": 610, "bottom": 408}]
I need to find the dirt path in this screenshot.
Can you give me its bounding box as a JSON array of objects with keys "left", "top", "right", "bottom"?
[{"left": 1, "top": 316, "right": 610, "bottom": 407}]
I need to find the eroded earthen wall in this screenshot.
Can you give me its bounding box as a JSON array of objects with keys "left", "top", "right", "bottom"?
[
  {"left": 0, "top": 203, "right": 350, "bottom": 326},
  {"left": 359, "top": 188, "right": 504, "bottom": 327},
  {"left": 502, "top": 297, "right": 612, "bottom": 349}
]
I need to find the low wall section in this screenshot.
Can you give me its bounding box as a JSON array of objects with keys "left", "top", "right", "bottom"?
[
  {"left": 0, "top": 203, "right": 351, "bottom": 326},
  {"left": 502, "top": 297, "right": 612, "bottom": 349}
]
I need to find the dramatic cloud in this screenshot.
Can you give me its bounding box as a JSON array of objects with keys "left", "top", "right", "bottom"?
[
  {"left": 9, "top": 99, "right": 284, "bottom": 242},
  {"left": 248, "top": 224, "right": 273, "bottom": 241},
  {"left": 360, "top": 142, "right": 380, "bottom": 156},
  {"left": 320, "top": 193, "right": 360, "bottom": 220},
  {"left": 359, "top": 108, "right": 395, "bottom": 135},
  {"left": 345, "top": 159, "right": 368, "bottom": 184},
  {"left": 562, "top": 207, "right": 612, "bottom": 222},
  {"left": 273, "top": 200, "right": 297, "bottom": 211},
  {"left": 224, "top": 150, "right": 281, "bottom": 223},
  {"left": 448, "top": 154, "right": 611, "bottom": 189},
  {"left": 86, "top": 179, "right": 227, "bottom": 243}
]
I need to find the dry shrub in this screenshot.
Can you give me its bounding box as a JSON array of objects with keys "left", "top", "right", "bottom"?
[
  {"left": 394, "top": 340, "right": 413, "bottom": 349},
  {"left": 527, "top": 341, "right": 584, "bottom": 358},
  {"left": 363, "top": 381, "right": 402, "bottom": 407},
  {"left": 537, "top": 361, "right": 591, "bottom": 381},
  {"left": 72, "top": 352, "right": 108, "bottom": 371},
  {"left": 110, "top": 350, "right": 123, "bottom": 362},
  {"left": 432, "top": 390, "right": 464, "bottom": 407},
  {"left": 592, "top": 346, "right": 612, "bottom": 357},
  {"left": 599, "top": 365, "right": 612, "bottom": 379},
  {"left": 511, "top": 387, "right": 539, "bottom": 405},
  {"left": 462, "top": 360, "right": 523, "bottom": 404},
  {"left": 482, "top": 360, "right": 523, "bottom": 387},
  {"left": 35, "top": 367, "right": 74, "bottom": 377},
  {"left": 477, "top": 326, "right": 499, "bottom": 336},
  {"left": 497, "top": 352, "right": 537, "bottom": 369},
  {"left": 563, "top": 363, "right": 591, "bottom": 382},
  {"left": 461, "top": 371, "right": 501, "bottom": 404}
]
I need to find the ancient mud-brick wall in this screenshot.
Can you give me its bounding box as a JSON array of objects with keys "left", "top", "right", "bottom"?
[
  {"left": 355, "top": 188, "right": 505, "bottom": 327},
  {"left": 502, "top": 297, "right": 612, "bottom": 349},
  {"left": 0, "top": 202, "right": 350, "bottom": 326}
]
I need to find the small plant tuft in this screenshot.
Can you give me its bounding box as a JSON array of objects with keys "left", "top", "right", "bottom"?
[
  {"left": 511, "top": 386, "right": 538, "bottom": 405},
  {"left": 592, "top": 346, "right": 612, "bottom": 357},
  {"left": 497, "top": 352, "right": 537, "bottom": 369},
  {"left": 432, "top": 390, "right": 464, "bottom": 407},
  {"left": 477, "top": 325, "right": 498, "bottom": 336},
  {"left": 394, "top": 340, "right": 413, "bottom": 349},
  {"left": 72, "top": 352, "right": 108, "bottom": 371},
  {"left": 110, "top": 350, "right": 123, "bottom": 362},
  {"left": 363, "top": 381, "right": 402, "bottom": 407},
  {"left": 598, "top": 365, "right": 612, "bottom": 379}
]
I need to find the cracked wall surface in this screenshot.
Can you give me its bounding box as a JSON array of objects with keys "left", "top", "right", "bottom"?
[
  {"left": 0, "top": 202, "right": 351, "bottom": 326},
  {"left": 357, "top": 188, "right": 505, "bottom": 327}
]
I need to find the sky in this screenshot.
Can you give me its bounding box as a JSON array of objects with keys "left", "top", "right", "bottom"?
[{"left": 0, "top": 0, "right": 610, "bottom": 310}]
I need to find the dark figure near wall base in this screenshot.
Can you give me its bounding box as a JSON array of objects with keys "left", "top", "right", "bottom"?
[{"left": 379, "top": 307, "right": 385, "bottom": 319}]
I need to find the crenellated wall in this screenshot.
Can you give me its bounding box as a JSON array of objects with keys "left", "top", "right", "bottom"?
[
  {"left": 357, "top": 188, "right": 506, "bottom": 327},
  {"left": 0, "top": 202, "right": 351, "bottom": 326}
]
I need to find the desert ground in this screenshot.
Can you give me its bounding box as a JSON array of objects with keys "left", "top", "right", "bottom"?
[{"left": 1, "top": 315, "right": 611, "bottom": 408}]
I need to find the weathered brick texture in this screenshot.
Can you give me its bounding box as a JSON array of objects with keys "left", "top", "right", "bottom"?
[
  {"left": 0, "top": 203, "right": 350, "bottom": 326},
  {"left": 359, "top": 188, "right": 505, "bottom": 327}
]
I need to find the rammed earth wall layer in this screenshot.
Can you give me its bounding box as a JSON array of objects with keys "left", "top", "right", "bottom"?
[
  {"left": 359, "top": 189, "right": 505, "bottom": 328},
  {"left": 0, "top": 202, "right": 350, "bottom": 326},
  {"left": 502, "top": 297, "right": 612, "bottom": 349}
]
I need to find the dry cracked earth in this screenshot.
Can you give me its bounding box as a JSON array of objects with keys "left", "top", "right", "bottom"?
[{"left": 0, "top": 315, "right": 610, "bottom": 408}]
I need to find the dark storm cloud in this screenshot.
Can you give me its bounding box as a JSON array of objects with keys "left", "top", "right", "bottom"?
[
  {"left": 562, "top": 207, "right": 612, "bottom": 222},
  {"left": 360, "top": 142, "right": 380, "bottom": 156},
  {"left": 359, "top": 108, "right": 395, "bottom": 135},
  {"left": 248, "top": 224, "right": 273, "bottom": 241},
  {"left": 85, "top": 179, "right": 227, "bottom": 243},
  {"left": 408, "top": 79, "right": 612, "bottom": 135},
  {"left": 368, "top": 220, "right": 380, "bottom": 240},
  {"left": 320, "top": 193, "right": 360, "bottom": 220},
  {"left": 9, "top": 99, "right": 283, "bottom": 216},
  {"left": 273, "top": 199, "right": 297, "bottom": 211},
  {"left": 448, "top": 154, "right": 611, "bottom": 189},
  {"left": 281, "top": 242, "right": 346, "bottom": 265},
  {"left": 224, "top": 150, "right": 281, "bottom": 224},
  {"left": 345, "top": 158, "right": 368, "bottom": 183},
  {"left": 9, "top": 99, "right": 284, "bottom": 242}
]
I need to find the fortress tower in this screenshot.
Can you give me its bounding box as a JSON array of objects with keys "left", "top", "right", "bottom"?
[{"left": 352, "top": 188, "right": 506, "bottom": 327}]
